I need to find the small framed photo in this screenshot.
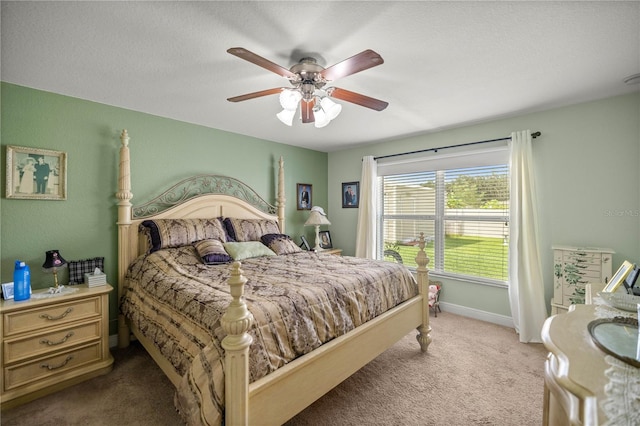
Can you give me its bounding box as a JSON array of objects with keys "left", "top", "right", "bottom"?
[
  {"left": 2, "top": 282, "right": 14, "bottom": 300},
  {"left": 297, "top": 183, "right": 312, "bottom": 210},
  {"left": 602, "top": 260, "right": 635, "bottom": 293},
  {"left": 300, "top": 236, "right": 311, "bottom": 251},
  {"left": 342, "top": 181, "right": 359, "bottom": 208},
  {"left": 6, "top": 145, "right": 67, "bottom": 200},
  {"left": 319, "top": 230, "right": 332, "bottom": 249}
]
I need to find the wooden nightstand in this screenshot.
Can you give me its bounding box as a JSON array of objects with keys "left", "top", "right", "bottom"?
[
  {"left": 1, "top": 284, "right": 114, "bottom": 410},
  {"left": 320, "top": 248, "right": 342, "bottom": 256}
]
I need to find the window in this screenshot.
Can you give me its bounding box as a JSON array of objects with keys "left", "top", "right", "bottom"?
[{"left": 379, "top": 148, "right": 510, "bottom": 284}]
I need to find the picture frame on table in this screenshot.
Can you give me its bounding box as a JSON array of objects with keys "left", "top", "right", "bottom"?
[
  {"left": 602, "top": 260, "right": 635, "bottom": 293},
  {"left": 2, "top": 282, "right": 14, "bottom": 300},
  {"left": 319, "top": 231, "right": 332, "bottom": 249},
  {"left": 342, "top": 181, "right": 359, "bottom": 208},
  {"left": 300, "top": 236, "right": 311, "bottom": 251},
  {"left": 297, "top": 183, "right": 312, "bottom": 210},
  {"left": 6, "top": 145, "right": 67, "bottom": 200}
]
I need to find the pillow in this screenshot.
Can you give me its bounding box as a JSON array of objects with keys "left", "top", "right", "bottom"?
[
  {"left": 194, "top": 239, "right": 233, "bottom": 265},
  {"left": 68, "top": 257, "right": 105, "bottom": 285},
  {"left": 223, "top": 241, "right": 276, "bottom": 261},
  {"left": 140, "top": 218, "right": 228, "bottom": 252},
  {"left": 223, "top": 218, "right": 280, "bottom": 242},
  {"left": 261, "top": 233, "right": 302, "bottom": 255}
]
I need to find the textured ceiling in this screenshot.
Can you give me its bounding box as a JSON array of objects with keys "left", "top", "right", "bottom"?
[{"left": 2, "top": 1, "right": 639, "bottom": 152}]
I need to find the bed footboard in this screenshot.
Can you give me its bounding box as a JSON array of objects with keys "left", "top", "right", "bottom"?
[{"left": 223, "top": 236, "right": 431, "bottom": 425}]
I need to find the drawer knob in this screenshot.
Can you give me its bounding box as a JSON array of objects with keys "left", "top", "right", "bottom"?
[
  {"left": 39, "top": 307, "right": 73, "bottom": 321},
  {"left": 41, "top": 355, "right": 74, "bottom": 371},
  {"left": 40, "top": 331, "right": 74, "bottom": 346}
]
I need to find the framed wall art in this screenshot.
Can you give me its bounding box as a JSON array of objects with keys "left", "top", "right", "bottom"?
[
  {"left": 6, "top": 145, "right": 67, "bottom": 200},
  {"left": 342, "top": 181, "right": 359, "bottom": 208},
  {"left": 297, "top": 183, "right": 312, "bottom": 210}
]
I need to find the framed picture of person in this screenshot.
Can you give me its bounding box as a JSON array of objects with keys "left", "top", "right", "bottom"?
[
  {"left": 342, "top": 181, "right": 359, "bottom": 208},
  {"left": 6, "top": 145, "right": 67, "bottom": 200},
  {"left": 319, "top": 230, "right": 332, "bottom": 249},
  {"left": 297, "top": 183, "right": 312, "bottom": 210}
]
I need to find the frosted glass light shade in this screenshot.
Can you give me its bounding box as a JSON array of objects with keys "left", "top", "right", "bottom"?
[
  {"left": 314, "top": 108, "right": 330, "bottom": 128},
  {"left": 320, "top": 97, "right": 342, "bottom": 120},
  {"left": 279, "top": 89, "right": 302, "bottom": 110},
  {"left": 276, "top": 109, "right": 296, "bottom": 126}
]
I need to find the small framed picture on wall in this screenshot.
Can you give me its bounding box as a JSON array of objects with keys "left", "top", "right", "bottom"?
[
  {"left": 342, "top": 181, "right": 359, "bottom": 208},
  {"left": 297, "top": 183, "right": 312, "bottom": 210}
]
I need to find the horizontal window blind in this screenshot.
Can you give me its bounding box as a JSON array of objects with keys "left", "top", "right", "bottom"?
[{"left": 380, "top": 159, "right": 510, "bottom": 283}]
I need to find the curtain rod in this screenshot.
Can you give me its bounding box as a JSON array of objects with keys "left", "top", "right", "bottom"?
[{"left": 373, "top": 131, "right": 541, "bottom": 161}]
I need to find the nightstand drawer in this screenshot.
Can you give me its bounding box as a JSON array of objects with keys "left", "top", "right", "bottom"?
[
  {"left": 3, "top": 320, "right": 102, "bottom": 364},
  {"left": 3, "top": 297, "right": 102, "bottom": 337},
  {"left": 4, "top": 343, "right": 102, "bottom": 391}
]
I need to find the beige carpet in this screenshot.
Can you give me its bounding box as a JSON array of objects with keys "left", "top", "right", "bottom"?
[{"left": 1, "top": 311, "right": 547, "bottom": 425}]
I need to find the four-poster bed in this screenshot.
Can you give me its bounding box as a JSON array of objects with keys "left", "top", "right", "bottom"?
[{"left": 115, "top": 130, "right": 432, "bottom": 425}]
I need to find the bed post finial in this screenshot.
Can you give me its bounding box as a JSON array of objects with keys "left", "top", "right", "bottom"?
[
  {"left": 116, "top": 129, "right": 133, "bottom": 204},
  {"left": 222, "top": 262, "right": 253, "bottom": 425},
  {"left": 415, "top": 232, "right": 432, "bottom": 352}
]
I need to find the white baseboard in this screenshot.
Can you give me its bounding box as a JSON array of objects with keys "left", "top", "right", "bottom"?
[
  {"left": 438, "top": 302, "right": 515, "bottom": 329},
  {"left": 109, "top": 334, "right": 118, "bottom": 348}
]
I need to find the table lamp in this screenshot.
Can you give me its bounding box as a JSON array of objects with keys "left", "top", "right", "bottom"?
[
  {"left": 304, "top": 206, "right": 331, "bottom": 251},
  {"left": 43, "top": 249, "right": 67, "bottom": 292}
]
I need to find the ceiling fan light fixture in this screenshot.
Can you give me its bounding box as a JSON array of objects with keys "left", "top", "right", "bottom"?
[
  {"left": 276, "top": 108, "right": 296, "bottom": 126},
  {"left": 279, "top": 89, "right": 302, "bottom": 110},
  {"left": 227, "top": 47, "right": 387, "bottom": 127}
]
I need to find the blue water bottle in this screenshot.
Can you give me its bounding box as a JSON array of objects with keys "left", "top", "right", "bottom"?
[{"left": 13, "top": 261, "right": 31, "bottom": 301}]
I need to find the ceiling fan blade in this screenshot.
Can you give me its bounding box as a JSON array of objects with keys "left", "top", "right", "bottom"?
[
  {"left": 327, "top": 87, "right": 389, "bottom": 111},
  {"left": 227, "top": 87, "right": 284, "bottom": 103},
  {"left": 301, "top": 99, "right": 315, "bottom": 123},
  {"left": 227, "top": 47, "right": 296, "bottom": 79},
  {"left": 320, "top": 50, "right": 384, "bottom": 81}
]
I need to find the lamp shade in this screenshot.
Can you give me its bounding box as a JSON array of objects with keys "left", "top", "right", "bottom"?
[
  {"left": 43, "top": 250, "right": 67, "bottom": 270},
  {"left": 304, "top": 206, "right": 331, "bottom": 226}
]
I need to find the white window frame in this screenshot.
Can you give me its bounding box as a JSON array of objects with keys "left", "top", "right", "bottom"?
[{"left": 377, "top": 145, "right": 510, "bottom": 286}]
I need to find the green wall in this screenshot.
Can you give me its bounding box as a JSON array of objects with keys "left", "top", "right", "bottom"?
[
  {"left": 328, "top": 93, "right": 640, "bottom": 319},
  {"left": 1, "top": 82, "right": 328, "bottom": 335},
  {"left": 3, "top": 81, "right": 638, "bottom": 329}
]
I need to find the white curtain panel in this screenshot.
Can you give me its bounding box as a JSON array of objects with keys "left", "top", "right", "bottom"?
[
  {"left": 508, "top": 130, "right": 548, "bottom": 343},
  {"left": 355, "top": 156, "right": 378, "bottom": 259}
]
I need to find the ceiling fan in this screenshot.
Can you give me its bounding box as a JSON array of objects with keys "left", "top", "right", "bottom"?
[{"left": 226, "top": 47, "right": 389, "bottom": 127}]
